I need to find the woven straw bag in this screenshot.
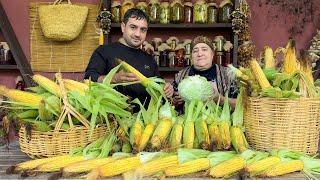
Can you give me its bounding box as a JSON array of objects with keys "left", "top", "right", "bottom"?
[{"left": 38, "top": 0, "right": 89, "bottom": 41}]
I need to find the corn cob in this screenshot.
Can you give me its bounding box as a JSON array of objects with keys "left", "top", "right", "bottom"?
[
  {"left": 165, "top": 158, "right": 210, "bottom": 176},
  {"left": 219, "top": 121, "right": 231, "bottom": 150},
  {"left": 169, "top": 121, "right": 183, "bottom": 149},
  {"left": 195, "top": 119, "right": 210, "bottom": 150},
  {"left": 210, "top": 156, "right": 245, "bottom": 178},
  {"left": 183, "top": 121, "right": 195, "bottom": 148},
  {"left": 130, "top": 119, "right": 143, "bottom": 150},
  {"left": 0, "top": 85, "right": 42, "bottom": 107},
  {"left": 250, "top": 59, "right": 272, "bottom": 90},
  {"left": 283, "top": 39, "right": 299, "bottom": 75},
  {"left": 118, "top": 60, "right": 148, "bottom": 86},
  {"left": 36, "top": 156, "right": 85, "bottom": 172},
  {"left": 32, "top": 74, "right": 61, "bottom": 97},
  {"left": 150, "top": 118, "right": 173, "bottom": 149},
  {"left": 228, "top": 64, "right": 250, "bottom": 81},
  {"left": 135, "top": 155, "right": 178, "bottom": 176},
  {"left": 208, "top": 122, "right": 221, "bottom": 149},
  {"left": 138, "top": 124, "right": 155, "bottom": 151},
  {"left": 38, "top": 99, "right": 52, "bottom": 121},
  {"left": 63, "top": 79, "right": 88, "bottom": 95},
  {"left": 62, "top": 157, "right": 114, "bottom": 176},
  {"left": 230, "top": 126, "right": 248, "bottom": 153},
  {"left": 262, "top": 160, "right": 304, "bottom": 177},
  {"left": 245, "top": 156, "right": 281, "bottom": 175},
  {"left": 98, "top": 156, "right": 141, "bottom": 177},
  {"left": 6, "top": 155, "right": 70, "bottom": 173},
  {"left": 263, "top": 46, "right": 275, "bottom": 69}
]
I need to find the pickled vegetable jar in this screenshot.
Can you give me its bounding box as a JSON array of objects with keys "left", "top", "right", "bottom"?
[
  {"left": 183, "top": 0, "right": 193, "bottom": 23},
  {"left": 121, "top": 0, "right": 134, "bottom": 21},
  {"left": 111, "top": 1, "right": 121, "bottom": 23},
  {"left": 136, "top": 0, "right": 148, "bottom": 14},
  {"left": 193, "top": 0, "right": 207, "bottom": 24},
  {"left": 219, "top": 0, "right": 233, "bottom": 23},
  {"left": 171, "top": 0, "right": 184, "bottom": 24},
  {"left": 207, "top": 1, "right": 218, "bottom": 23},
  {"left": 148, "top": 0, "right": 160, "bottom": 23},
  {"left": 160, "top": 0, "right": 170, "bottom": 24}
]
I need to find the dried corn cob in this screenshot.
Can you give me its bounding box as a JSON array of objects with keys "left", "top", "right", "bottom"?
[{"left": 263, "top": 46, "right": 275, "bottom": 69}]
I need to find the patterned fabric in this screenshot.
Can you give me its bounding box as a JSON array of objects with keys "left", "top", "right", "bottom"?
[{"left": 172, "top": 64, "right": 238, "bottom": 98}]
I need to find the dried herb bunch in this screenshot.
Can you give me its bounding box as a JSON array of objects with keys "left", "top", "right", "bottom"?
[{"left": 255, "top": 0, "right": 318, "bottom": 36}]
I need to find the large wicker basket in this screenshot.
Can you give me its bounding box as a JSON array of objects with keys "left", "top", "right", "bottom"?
[
  {"left": 19, "top": 125, "right": 107, "bottom": 159},
  {"left": 244, "top": 97, "right": 320, "bottom": 155}
]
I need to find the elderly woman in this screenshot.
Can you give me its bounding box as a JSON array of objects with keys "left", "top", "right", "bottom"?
[{"left": 172, "top": 36, "right": 237, "bottom": 109}]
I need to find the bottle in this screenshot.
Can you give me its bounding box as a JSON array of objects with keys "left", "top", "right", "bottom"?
[
  {"left": 183, "top": 0, "right": 193, "bottom": 23},
  {"left": 207, "top": 0, "right": 218, "bottom": 24},
  {"left": 159, "top": 0, "right": 170, "bottom": 24}
]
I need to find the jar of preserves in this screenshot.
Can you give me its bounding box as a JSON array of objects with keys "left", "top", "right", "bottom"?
[
  {"left": 219, "top": 0, "right": 233, "bottom": 23},
  {"left": 136, "top": 0, "right": 148, "bottom": 14},
  {"left": 111, "top": 1, "right": 121, "bottom": 23},
  {"left": 170, "top": 0, "right": 184, "bottom": 24},
  {"left": 159, "top": 0, "right": 170, "bottom": 24},
  {"left": 121, "top": 0, "right": 134, "bottom": 21},
  {"left": 207, "top": 0, "right": 218, "bottom": 23},
  {"left": 183, "top": 0, "right": 193, "bottom": 23},
  {"left": 193, "top": 0, "right": 207, "bottom": 24},
  {"left": 148, "top": 0, "right": 160, "bottom": 23}
]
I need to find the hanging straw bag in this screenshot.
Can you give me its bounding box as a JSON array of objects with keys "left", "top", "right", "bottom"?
[{"left": 38, "top": 0, "right": 89, "bottom": 41}]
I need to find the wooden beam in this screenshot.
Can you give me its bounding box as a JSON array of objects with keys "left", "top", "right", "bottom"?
[{"left": 0, "top": 1, "right": 34, "bottom": 87}]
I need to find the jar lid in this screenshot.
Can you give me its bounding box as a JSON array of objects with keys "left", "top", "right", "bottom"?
[
  {"left": 208, "top": 2, "right": 218, "bottom": 7},
  {"left": 149, "top": 0, "right": 159, "bottom": 5},
  {"left": 111, "top": 1, "right": 121, "bottom": 7},
  {"left": 183, "top": 2, "right": 193, "bottom": 7},
  {"left": 194, "top": 0, "right": 207, "bottom": 5},
  {"left": 136, "top": 1, "right": 147, "bottom": 6},
  {"left": 171, "top": 0, "right": 183, "bottom": 7},
  {"left": 160, "top": 2, "right": 170, "bottom": 7},
  {"left": 122, "top": 0, "right": 134, "bottom": 6},
  {"left": 220, "top": 0, "right": 233, "bottom": 8}
]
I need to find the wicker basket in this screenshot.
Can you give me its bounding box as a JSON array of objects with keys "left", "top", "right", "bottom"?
[
  {"left": 19, "top": 125, "right": 107, "bottom": 159},
  {"left": 244, "top": 97, "right": 320, "bottom": 155}
]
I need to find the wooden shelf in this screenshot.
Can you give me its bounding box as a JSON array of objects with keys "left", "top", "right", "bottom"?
[
  {"left": 158, "top": 67, "right": 184, "bottom": 72},
  {"left": 0, "top": 64, "right": 18, "bottom": 70},
  {"left": 111, "top": 23, "right": 232, "bottom": 29}
]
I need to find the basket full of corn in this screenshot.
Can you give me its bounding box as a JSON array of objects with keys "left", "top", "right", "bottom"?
[
  {"left": 230, "top": 40, "right": 320, "bottom": 155},
  {"left": 0, "top": 71, "right": 132, "bottom": 158}
]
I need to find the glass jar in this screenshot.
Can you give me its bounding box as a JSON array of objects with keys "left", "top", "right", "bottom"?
[
  {"left": 175, "top": 48, "right": 185, "bottom": 67},
  {"left": 111, "top": 1, "right": 121, "bottom": 23},
  {"left": 207, "top": 1, "right": 218, "bottom": 24},
  {"left": 183, "top": 0, "right": 193, "bottom": 23},
  {"left": 193, "top": 0, "right": 207, "bottom": 24},
  {"left": 136, "top": 0, "right": 148, "bottom": 14},
  {"left": 121, "top": 0, "right": 134, "bottom": 21},
  {"left": 170, "top": 0, "right": 184, "bottom": 24},
  {"left": 159, "top": 0, "right": 170, "bottom": 24},
  {"left": 219, "top": 0, "right": 233, "bottom": 23},
  {"left": 160, "top": 50, "right": 169, "bottom": 67},
  {"left": 148, "top": 0, "right": 160, "bottom": 23}
]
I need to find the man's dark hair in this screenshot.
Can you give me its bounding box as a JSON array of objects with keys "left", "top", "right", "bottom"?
[{"left": 123, "top": 8, "right": 149, "bottom": 25}]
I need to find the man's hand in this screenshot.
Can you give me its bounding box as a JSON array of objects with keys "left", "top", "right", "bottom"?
[
  {"left": 163, "top": 82, "right": 174, "bottom": 98},
  {"left": 111, "top": 70, "right": 139, "bottom": 83},
  {"left": 173, "top": 91, "right": 184, "bottom": 105}
]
